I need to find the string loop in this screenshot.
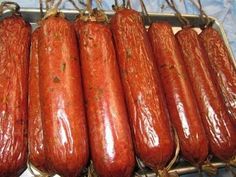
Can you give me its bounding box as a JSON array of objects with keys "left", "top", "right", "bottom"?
[
  {"left": 165, "top": 0, "right": 190, "bottom": 27},
  {"left": 190, "top": 0, "right": 213, "bottom": 28},
  {"left": 139, "top": 0, "right": 151, "bottom": 25},
  {"left": 126, "top": 0, "right": 131, "bottom": 9}
]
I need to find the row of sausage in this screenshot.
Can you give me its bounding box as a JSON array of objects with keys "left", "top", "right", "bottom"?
[{"left": 0, "top": 5, "right": 236, "bottom": 177}]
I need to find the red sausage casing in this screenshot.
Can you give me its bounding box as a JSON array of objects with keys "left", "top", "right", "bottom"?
[
  {"left": 148, "top": 22, "right": 208, "bottom": 166},
  {"left": 75, "top": 21, "right": 135, "bottom": 177},
  {"left": 199, "top": 27, "right": 236, "bottom": 126},
  {"left": 0, "top": 15, "right": 31, "bottom": 177},
  {"left": 111, "top": 9, "right": 175, "bottom": 171},
  {"left": 38, "top": 16, "right": 89, "bottom": 177},
  {"left": 28, "top": 28, "right": 48, "bottom": 172},
  {"left": 176, "top": 28, "right": 236, "bottom": 162}
]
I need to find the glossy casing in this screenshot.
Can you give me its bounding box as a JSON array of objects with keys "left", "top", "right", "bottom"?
[
  {"left": 148, "top": 22, "right": 208, "bottom": 166},
  {"left": 111, "top": 9, "right": 175, "bottom": 171},
  {"left": 38, "top": 16, "right": 89, "bottom": 177}
]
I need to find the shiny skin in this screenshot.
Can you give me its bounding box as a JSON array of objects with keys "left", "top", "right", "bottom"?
[
  {"left": 0, "top": 15, "right": 31, "bottom": 177},
  {"left": 199, "top": 27, "right": 236, "bottom": 126},
  {"left": 38, "top": 16, "right": 89, "bottom": 177},
  {"left": 148, "top": 22, "right": 208, "bottom": 166},
  {"left": 75, "top": 21, "right": 135, "bottom": 177},
  {"left": 28, "top": 28, "right": 48, "bottom": 172},
  {"left": 111, "top": 9, "right": 175, "bottom": 171},
  {"left": 176, "top": 28, "right": 236, "bottom": 162}
]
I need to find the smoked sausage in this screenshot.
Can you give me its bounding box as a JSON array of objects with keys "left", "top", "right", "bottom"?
[
  {"left": 176, "top": 27, "right": 236, "bottom": 162},
  {"left": 0, "top": 15, "right": 31, "bottom": 177},
  {"left": 75, "top": 21, "right": 135, "bottom": 177},
  {"left": 148, "top": 22, "right": 208, "bottom": 166},
  {"left": 28, "top": 28, "right": 48, "bottom": 172},
  {"left": 111, "top": 9, "right": 175, "bottom": 171},
  {"left": 38, "top": 16, "right": 89, "bottom": 177},
  {"left": 199, "top": 27, "right": 236, "bottom": 126}
]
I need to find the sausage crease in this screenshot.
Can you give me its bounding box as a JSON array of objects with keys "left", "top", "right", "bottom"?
[{"left": 28, "top": 28, "right": 49, "bottom": 172}]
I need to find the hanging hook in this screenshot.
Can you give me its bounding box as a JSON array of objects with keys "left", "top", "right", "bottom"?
[
  {"left": 126, "top": 0, "right": 131, "bottom": 9},
  {"left": 77, "top": 0, "right": 87, "bottom": 7},
  {"left": 114, "top": 0, "right": 118, "bottom": 7},
  {"left": 122, "top": 0, "right": 125, "bottom": 7},
  {"left": 42, "top": 0, "right": 64, "bottom": 20},
  {"left": 165, "top": 0, "right": 190, "bottom": 27},
  {"left": 39, "top": 0, "right": 44, "bottom": 18},
  {"left": 45, "top": 0, "right": 56, "bottom": 10},
  {"left": 86, "top": 0, "right": 92, "bottom": 15},
  {"left": 45, "top": 0, "right": 49, "bottom": 10},
  {"left": 95, "top": 0, "right": 103, "bottom": 10},
  {"left": 54, "top": 0, "right": 63, "bottom": 9},
  {"left": 68, "top": 0, "right": 83, "bottom": 13},
  {"left": 139, "top": 0, "right": 151, "bottom": 25},
  {"left": 189, "top": 0, "right": 213, "bottom": 28},
  {"left": 93, "top": 0, "right": 109, "bottom": 22}
]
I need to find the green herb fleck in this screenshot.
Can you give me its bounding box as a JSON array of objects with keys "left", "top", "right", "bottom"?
[
  {"left": 48, "top": 88, "right": 54, "bottom": 92},
  {"left": 94, "top": 88, "right": 104, "bottom": 101},
  {"left": 53, "top": 76, "right": 60, "bottom": 83},
  {"left": 126, "top": 48, "right": 132, "bottom": 59},
  {"left": 54, "top": 33, "right": 61, "bottom": 40},
  {"left": 88, "top": 36, "right": 93, "bottom": 40},
  {"left": 61, "top": 63, "right": 66, "bottom": 72},
  {"left": 97, "top": 88, "right": 104, "bottom": 96}
]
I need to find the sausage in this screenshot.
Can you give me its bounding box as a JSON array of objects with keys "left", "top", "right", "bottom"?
[
  {"left": 38, "top": 16, "right": 89, "bottom": 177},
  {"left": 28, "top": 28, "right": 49, "bottom": 172},
  {"left": 148, "top": 22, "right": 208, "bottom": 166},
  {"left": 176, "top": 27, "right": 236, "bottom": 162},
  {"left": 0, "top": 15, "right": 31, "bottom": 177},
  {"left": 74, "top": 21, "right": 135, "bottom": 177},
  {"left": 111, "top": 9, "right": 175, "bottom": 171},
  {"left": 199, "top": 27, "right": 236, "bottom": 126}
]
